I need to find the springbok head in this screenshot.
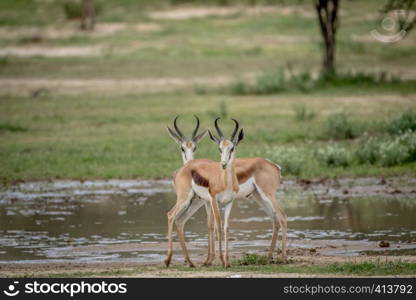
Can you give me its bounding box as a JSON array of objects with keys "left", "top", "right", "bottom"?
[
  {"left": 166, "top": 115, "right": 208, "bottom": 163},
  {"left": 208, "top": 118, "right": 244, "bottom": 169}
]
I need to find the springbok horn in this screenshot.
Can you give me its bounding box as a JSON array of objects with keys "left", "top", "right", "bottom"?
[
  {"left": 191, "top": 115, "right": 200, "bottom": 140},
  {"left": 214, "top": 117, "right": 224, "bottom": 140},
  {"left": 173, "top": 116, "right": 185, "bottom": 141},
  {"left": 230, "top": 118, "right": 239, "bottom": 141}
]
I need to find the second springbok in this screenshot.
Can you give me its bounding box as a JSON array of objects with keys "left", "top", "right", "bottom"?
[{"left": 165, "top": 117, "right": 287, "bottom": 267}]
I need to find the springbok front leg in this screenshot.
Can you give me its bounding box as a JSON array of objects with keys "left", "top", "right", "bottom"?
[
  {"left": 202, "top": 202, "right": 216, "bottom": 266},
  {"left": 223, "top": 200, "right": 234, "bottom": 267},
  {"left": 210, "top": 195, "right": 225, "bottom": 266}
]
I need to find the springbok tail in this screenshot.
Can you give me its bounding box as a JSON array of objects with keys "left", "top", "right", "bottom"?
[{"left": 266, "top": 159, "right": 282, "bottom": 181}]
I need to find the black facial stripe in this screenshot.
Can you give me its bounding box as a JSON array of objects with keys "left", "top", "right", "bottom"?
[{"left": 227, "top": 147, "right": 233, "bottom": 163}]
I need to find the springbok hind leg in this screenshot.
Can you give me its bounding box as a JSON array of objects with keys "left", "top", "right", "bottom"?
[
  {"left": 165, "top": 204, "right": 178, "bottom": 267},
  {"left": 175, "top": 196, "right": 205, "bottom": 267},
  {"left": 253, "top": 183, "right": 287, "bottom": 261},
  {"left": 164, "top": 191, "right": 195, "bottom": 267}
]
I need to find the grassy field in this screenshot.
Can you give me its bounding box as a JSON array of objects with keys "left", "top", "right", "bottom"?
[{"left": 1, "top": 0, "right": 416, "bottom": 183}]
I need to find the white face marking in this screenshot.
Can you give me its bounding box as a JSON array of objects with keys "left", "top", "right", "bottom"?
[
  {"left": 181, "top": 141, "right": 196, "bottom": 163},
  {"left": 219, "top": 140, "right": 235, "bottom": 168}
]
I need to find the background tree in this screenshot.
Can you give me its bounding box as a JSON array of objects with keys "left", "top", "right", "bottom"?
[
  {"left": 314, "top": 0, "right": 340, "bottom": 77},
  {"left": 81, "top": 0, "right": 95, "bottom": 31}
]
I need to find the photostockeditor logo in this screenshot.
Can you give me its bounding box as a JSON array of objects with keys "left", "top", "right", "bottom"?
[{"left": 3, "top": 281, "right": 127, "bottom": 297}]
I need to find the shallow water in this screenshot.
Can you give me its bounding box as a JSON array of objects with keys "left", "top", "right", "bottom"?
[{"left": 0, "top": 178, "right": 415, "bottom": 263}]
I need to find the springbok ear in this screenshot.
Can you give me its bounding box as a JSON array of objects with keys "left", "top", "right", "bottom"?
[
  {"left": 193, "top": 129, "right": 208, "bottom": 143},
  {"left": 236, "top": 128, "right": 244, "bottom": 145},
  {"left": 208, "top": 129, "right": 220, "bottom": 145},
  {"left": 166, "top": 126, "right": 182, "bottom": 144}
]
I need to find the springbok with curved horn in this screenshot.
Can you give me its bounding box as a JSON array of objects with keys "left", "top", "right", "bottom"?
[
  {"left": 166, "top": 115, "right": 215, "bottom": 265},
  {"left": 166, "top": 115, "right": 207, "bottom": 164},
  {"left": 165, "top": 118, "right": 287, "bottom": 267},
  {"left": 165, "top": 118, "right": 244, "bottom": 267}
]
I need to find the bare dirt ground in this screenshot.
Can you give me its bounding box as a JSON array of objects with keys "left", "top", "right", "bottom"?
[
  {"left": 148, "top": 5, "right": 315, "bottom": 20},
  {"left": 0, "top": 22, "right": 161, "bottom": 40},
  {"left": 1, "top": 254, "right": 415, "bottom": 278},
  {"left": 1, "top": 78, "right": 415, "bottom": 99},
  {"left": 1, "top": 239, "right": 415, "bottom": 278},
  {"left": 0, "top": 46, "right": 102, "bottom": 57},
  {"left": 0, "top": 74, "right": 258, "bottom": 95}
]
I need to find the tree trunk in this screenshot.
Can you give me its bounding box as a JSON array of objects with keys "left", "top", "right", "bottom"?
[
  {"left": 81, "top": 0, "right": 95, "bottom": 31},
  {"left": 315, "top": 0, "right": 339, "bottom": 77}
]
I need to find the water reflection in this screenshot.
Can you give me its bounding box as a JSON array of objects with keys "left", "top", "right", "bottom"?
[{"left": 0, "top": 179, "right": 415, "bottom": 262}]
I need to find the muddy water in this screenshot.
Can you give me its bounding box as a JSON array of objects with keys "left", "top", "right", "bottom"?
[{"left": 0, "top": 178, "right": 415, "bottom": 263}]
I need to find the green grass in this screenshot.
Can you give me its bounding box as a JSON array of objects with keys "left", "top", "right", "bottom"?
[
  {"left": 1, "top": 92, "right": 416, "bottom": 182},
  {"left": 199, "top": 261, "right": 416, "bottom": 276},
  {"left": 10, "top": 260, "right": 416, "bottom": 277}
]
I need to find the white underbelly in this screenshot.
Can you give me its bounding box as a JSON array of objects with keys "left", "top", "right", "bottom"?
[
  {"left": 191, "top": 181, "right": 210, "bottom": 201},
  {"left": 192, "top": 177, "right": 256, "bottom": 204},
  {"left": 192, "top": 181, "right": 236, "bottom": 204},
  {"left": 237, "top": 177, "right": 256, "bottom": 198}
]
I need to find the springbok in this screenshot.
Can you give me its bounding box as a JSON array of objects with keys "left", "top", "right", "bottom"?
[
  {"left": 166, "top": 118, "right": 287, "bottom": 267},
  {"left": 166, "top": 115, "right": 215, "bottom": 266},
  {"left": 165, "top": 118, "right": 244, "bottom": 267}
]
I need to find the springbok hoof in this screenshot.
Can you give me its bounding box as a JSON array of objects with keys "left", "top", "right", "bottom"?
[{"left": 164, "top": 259, "right": 171, "bottom": 267}]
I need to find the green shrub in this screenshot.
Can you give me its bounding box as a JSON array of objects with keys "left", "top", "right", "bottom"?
[
  {"left": 379, "top": 130, "right": 416, "bottom": 166},
  {"left": 229, "top": 69, "right": 314, "bottom": 95},
  {"left": 0, "top": 122, "right": 28, "bottom": 133},
  {"left": 234, "top": 253, "right": 269, "bottom": 266},
  {"left": 264, "top": 146, "right": 305, "bottom": 176},
  {"left": 293, "top": 104, "right": 316, "bottom": 121},
  {"left": 385, "top": 111, "right": 416, "bottom": 135},
  {"left": 316, "top": 71, "right": 400, "bottom": 88},
  {"left": 355, "top": 130, "right": 416, "bottom": 166},
  {"left": 378, "top": 140, "right": 409, "bottom": 166},
  {"left": 62, "top": 0, "right": 101, "bottom": 20},
  {"left": 228, "top": 80, "right": 249, "bottom": 95},
  {"left": 355, "top": 135, "right": 381, "bottom": 164},
  {"left": 315, "top": 144, "right": 351, "bottom": 167},
  {"left": 250, "top": 69, "right": 286, "bottom": 95},
  {"left": 323, "top": 113, "right": 357, "bottom": 140},
  {"left": 228, "top": 69, "right": 406, "bottom": 95},
  {"left": 63, "top": 1, "right": 82, "bottom": 19}
]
